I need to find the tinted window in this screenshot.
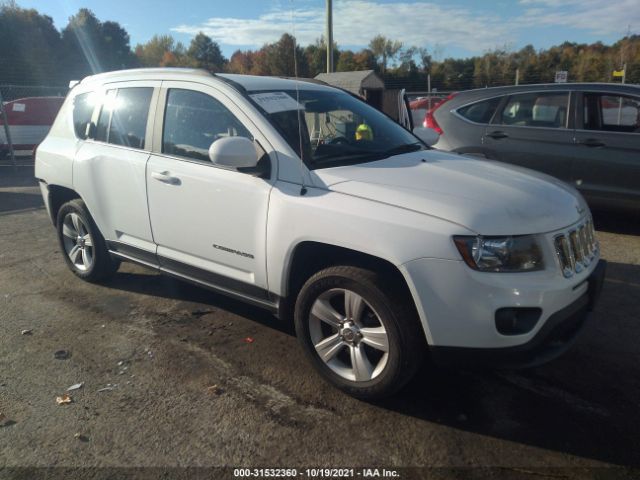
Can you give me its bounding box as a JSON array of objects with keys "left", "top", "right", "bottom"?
[
  {"left": 162, "top": 89, "right": 252, "bottom": 162},
  {"left": 496, "top": 92, "right": 568, "bottom": 128},
  {"left": 584, "top": 93, "right": 640, "bottom": 133},
  {"left": 73, "top": 93, "right": 95, "bottom": 139},
  {"left": 457, "top": 97, "right": 501, "bottom": 124},
  {"left": 108, "top": 87, "right": 153, "bottom": 148},
  {"left": 95, "top": 89, "right": 116, "bottom": 143}
]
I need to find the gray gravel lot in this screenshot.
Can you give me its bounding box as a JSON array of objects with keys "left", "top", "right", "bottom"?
[{"left": 0, "top": 165, "right": 639, "bottom": 476}]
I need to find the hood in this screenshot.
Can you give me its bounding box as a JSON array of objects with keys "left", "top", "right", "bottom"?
[{"left": 311, "top": 150, "right": 587, "bottom": 235}]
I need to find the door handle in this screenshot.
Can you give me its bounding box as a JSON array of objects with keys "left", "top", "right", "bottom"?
[
  {"left": 486, "top": 131, "right": 509, "bottom": 139},
  {"left": 578, "top": 138, "right": 606, "bottom": 148},
  {"left": 151, "top": 171, "right": 180, "bottom": 185}
]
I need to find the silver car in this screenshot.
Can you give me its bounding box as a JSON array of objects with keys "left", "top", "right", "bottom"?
[{"left": 429, "top": 83, "right": 640, "bottom": 211}]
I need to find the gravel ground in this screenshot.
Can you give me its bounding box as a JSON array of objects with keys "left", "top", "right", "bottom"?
[{"left": 0, "top": 165, "right": 638, "bottom": 478}]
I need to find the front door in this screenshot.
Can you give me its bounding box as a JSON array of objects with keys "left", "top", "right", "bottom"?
[
  {"left": 482, "top": 90, "right": 575, "bottom": 181},
  {"left": 146, "top": 82, "right": 274, "bottom": 303}
]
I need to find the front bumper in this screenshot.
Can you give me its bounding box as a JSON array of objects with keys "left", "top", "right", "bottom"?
[{"left": 429, "top": 259, "right": 606, "bottom": 368}]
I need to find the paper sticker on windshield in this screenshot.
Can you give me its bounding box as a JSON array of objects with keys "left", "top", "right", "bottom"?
[{"left": 249, "top": 92, "right": 302, "bottom": 114}]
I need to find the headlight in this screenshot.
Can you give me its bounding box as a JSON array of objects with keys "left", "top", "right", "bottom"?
[{"left": 453, "top": 235, "right": 544, "bottom": 272}]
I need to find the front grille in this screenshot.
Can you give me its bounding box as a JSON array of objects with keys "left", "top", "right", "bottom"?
[{"left": 554, "top": 218, "right": 598, "bottom": 278}]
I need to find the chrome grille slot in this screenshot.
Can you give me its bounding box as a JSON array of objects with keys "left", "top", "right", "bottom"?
[{"left": 554, "top": 217, "right": 598, "bottom": 278}]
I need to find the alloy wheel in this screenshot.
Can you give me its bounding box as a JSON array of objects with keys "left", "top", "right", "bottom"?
[
  {"left": 308, "top": 288, "right": 389, "bottom": 382},
  {"left": 61, "top": 212, "right": 94, "bottom": 271}
]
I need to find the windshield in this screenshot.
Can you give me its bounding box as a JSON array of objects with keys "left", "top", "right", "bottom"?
[{"left": 248, "top": 89, "right": 424, "bottom": 169}]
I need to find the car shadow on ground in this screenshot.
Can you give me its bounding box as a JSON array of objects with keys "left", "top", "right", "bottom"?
[
  {"left": 378, "top": 259, "right": 640, "bottom": 467},
  {"left": 104, "top": 270, "right": 295, "bottom": 336},
  {"left": 103, "top": 261, "right": 640, "bottom": 467},
  {"left": 0, "top": 164, "right": 38, "bottom": 188},
  {"left": 0, "top": 190, "right": 44, "bottom": 214}
]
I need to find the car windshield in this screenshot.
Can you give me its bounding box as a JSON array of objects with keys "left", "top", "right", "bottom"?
[{"left": 247, "top": 89, "right": 424, "bottom": 169}]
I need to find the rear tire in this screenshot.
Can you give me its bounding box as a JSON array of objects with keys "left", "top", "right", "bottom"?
[
  {"left": 294, "top": 266, "right": 425, "bottom": 399},
  {"left": 56, "top": 199, "right": 120, "bottom": 282}
]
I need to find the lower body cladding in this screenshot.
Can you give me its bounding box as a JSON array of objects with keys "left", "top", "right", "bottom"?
[{"left": 402, "top": 257, "right": 607, "bottom": 368}]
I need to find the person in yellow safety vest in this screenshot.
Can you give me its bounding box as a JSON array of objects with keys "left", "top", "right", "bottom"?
[{"left": 355, "top": 123, "right": 373, "bottom": 141}]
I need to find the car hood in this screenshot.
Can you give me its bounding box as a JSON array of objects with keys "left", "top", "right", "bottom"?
[{"left": 311, "top": 150, "right": 587, "bottom": 235}]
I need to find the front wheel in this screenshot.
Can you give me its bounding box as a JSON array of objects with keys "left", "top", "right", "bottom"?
[
  {"left": 294, "top": 266, "right": 425, "bottom": 399},
  {"left": 56, "top": 199, "right": 120, "bottom": 282}
]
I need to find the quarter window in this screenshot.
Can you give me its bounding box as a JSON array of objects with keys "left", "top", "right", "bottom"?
[
  {"left": 456, "top": 97, "right": 501, "bottom": 124},
  {"left": 583, "top": 93, "right": 640, "bottom": 133},
  {"left": 495, "top": 92, "right": 569, "bottom": 128},
  {"left": 162, "top": 89, "right": 252, "bottom": 162},
  {"left": 72, "top": 92, "right": 96, "bottom": 139}
]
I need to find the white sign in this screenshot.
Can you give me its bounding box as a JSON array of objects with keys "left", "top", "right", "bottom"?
[
  {"left": 249, "top": 92, "right": 302, "bottom": 114},
  {"left": 12, "top": 103, "right": 26, "bottom": 112},
  {"left": 554, "top": 71, "right": 568, "bottom": 83}
]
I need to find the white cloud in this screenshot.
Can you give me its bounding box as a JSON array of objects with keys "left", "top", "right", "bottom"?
[
  {"left": 517, "top": 0, "right": 640, "bottom": 36},
  {"left": 171, "top": 1, "right": 513, "bottom": 54},
  {"left": 171, "top": 0, "right": 639, "bottom": 54}
]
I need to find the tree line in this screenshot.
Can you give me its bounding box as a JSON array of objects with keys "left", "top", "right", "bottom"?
[{"left": 1, "top": 2, "right": 638, "bottom": 91}]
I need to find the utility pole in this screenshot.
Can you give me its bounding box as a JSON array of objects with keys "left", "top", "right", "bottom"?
[
  {"left": 622, "top": 63, "right": 627, "bottom": 84},
  {"left": 515, "top": 68, "right": 519, "bottom": 86},
  {"left": 326, "top": 0, "right": 334, "bottom": 73}
]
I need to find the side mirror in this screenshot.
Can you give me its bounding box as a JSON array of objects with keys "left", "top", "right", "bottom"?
[
  {"left": 413, "top": 127, "right": 439, "bottom": 147},
  {"left": 208, "top": 137, "right": 258, "bottom": 169}
]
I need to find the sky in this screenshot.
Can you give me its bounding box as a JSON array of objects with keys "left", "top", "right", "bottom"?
[{"left": 16, "top": 0, "right": 640, "bottom": 59}]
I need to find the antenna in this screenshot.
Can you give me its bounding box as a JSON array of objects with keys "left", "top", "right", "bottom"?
[
  {"left": 326, "top": 0, "right": 334, "bottom": 73},
  {"left": 290, "top": 0, "right": 308, "bottom": 195}
]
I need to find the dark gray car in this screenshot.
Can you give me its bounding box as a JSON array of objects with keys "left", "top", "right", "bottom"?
[{"left": 430, "top": 83, "right": 640, "bottom": 210}]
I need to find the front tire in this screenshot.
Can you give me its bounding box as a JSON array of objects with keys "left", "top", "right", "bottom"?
[
  {"left": 294, "top": 266, "right": 425, "bottom": 399},
  {"left": 56, "top": 199, "right": 119, "bottom": 282}
]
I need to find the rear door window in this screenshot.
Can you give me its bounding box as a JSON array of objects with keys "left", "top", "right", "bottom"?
[
  {"left": 108, "top": 87, "right": 153, "bottom": 148},
  {"left": 583, "top": 93, "right": 640, "bottom": 133},
  {"left": 456, "top": 97, "right": 501, "bottom": 124},
  {"left": 495, "top": 92, "right": 569, "bottom": 128},
  {"left": 162, "top": 89, "right": 252, "bottom": 162},
  {"left": 94, "top": 87, "right": 153, "bottom": 148}
]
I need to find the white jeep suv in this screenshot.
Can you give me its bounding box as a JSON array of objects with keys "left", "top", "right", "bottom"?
[{"left": 35, "top": 68, "right": 606, "bottom": 399}]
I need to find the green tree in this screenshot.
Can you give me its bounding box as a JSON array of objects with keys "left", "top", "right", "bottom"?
[
  {"left": 260, "top": 34, "right": 308, "bottom": 77},
  {"left": 368, "top": 35, "right": 402, "bottom": 74},
  {"left": 0, "top": 3, "right": 63, "bottom": 84},
  {"left": 61, "top": 8, "right": 136, "bottom": 79},
  {"left": 304, "top": 36, "right": 339, "bottom": 76},
  {"left": 187, "top": 32, "right": 226, "bottom": 72}
]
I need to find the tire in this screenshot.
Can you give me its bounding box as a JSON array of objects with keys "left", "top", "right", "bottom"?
[
  {"left": 56, "top": 199, "right": 120, "bottom": 282},
  {"left": 294, "top": 266, "right": 425, "bottom": 399}
]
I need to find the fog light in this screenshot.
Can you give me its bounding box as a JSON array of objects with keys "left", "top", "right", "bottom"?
[{"left": 495, "top": 308, "right": 542, "bottom": 335}]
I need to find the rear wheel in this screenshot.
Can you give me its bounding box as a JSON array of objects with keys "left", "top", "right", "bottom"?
[
  {"left": 294, "top": 266, "right": 424, "bottom": 399},
  {"left": 56, "top": 199, "right": 120, "bottom": 282}
]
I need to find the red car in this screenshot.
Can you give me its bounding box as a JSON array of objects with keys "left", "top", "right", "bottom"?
[{"left": 1, "top": 96, "right": 64, "bottom": 158}]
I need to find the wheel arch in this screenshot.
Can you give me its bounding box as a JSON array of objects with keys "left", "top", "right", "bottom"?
[
  {"left": 279, "top": 241, "right": 427, "bottom": 341},
  {"left": 47, "top": 184, "right": 81, "bottom": 226}
]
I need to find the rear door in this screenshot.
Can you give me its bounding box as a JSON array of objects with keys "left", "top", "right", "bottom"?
[
  {"left": 572, "top": 91, "right": 640, "bottom": 209},
  {"left": 146, "top": 81, "right": 275, "bottom": 304},
  {"left": 482, "top": 90, "right": 575, "bottom": 181},
  {"left": 74, "top": 81, "right": 160, "bottom": 260}
]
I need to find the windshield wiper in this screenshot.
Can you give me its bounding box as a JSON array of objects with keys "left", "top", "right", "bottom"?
[{"left": 381, "top": 142, "right": 424, "bottom": 157}]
